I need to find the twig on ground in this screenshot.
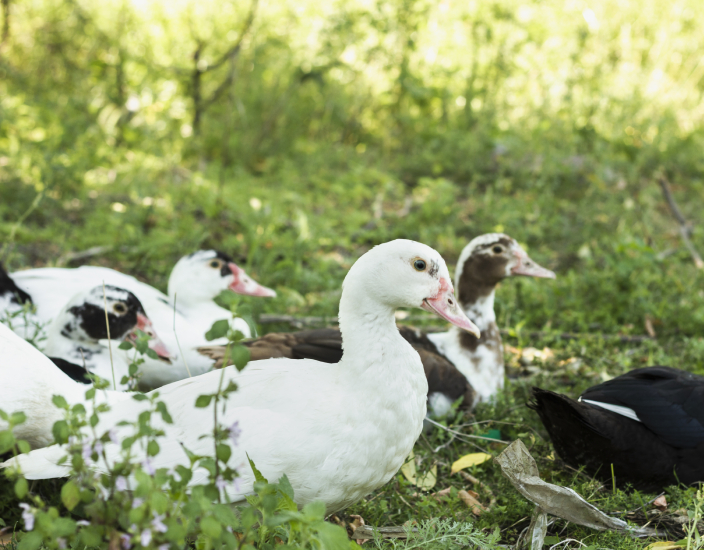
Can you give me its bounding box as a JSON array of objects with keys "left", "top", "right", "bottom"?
[
  {"left": 56, "top": 245, "right": 114, "bottom": 266},
  {"left": 658, "top": 176, "right": 704, "bottom": 269},
  {"left": 257, "top": 314, "right": 655, "bottom": 342}
]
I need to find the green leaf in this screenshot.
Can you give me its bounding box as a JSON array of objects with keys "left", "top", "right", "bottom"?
[
  {"left": 52, "top": 395, "right": 69, "bottom": 410},
  {"left": 248, "top": 455, "right": 268, "bottom": 483},
  {"left": 213, "top": 290, "right": 240, "bottom": 310},
  {"left": 131, "top": 393, "right": 148, "bottom": 401},
  {"left": 200, "top": 516, "right": 222, "bottom": 538},
  {"left": 0, "top": 430, "right": 15, "bottom": 454},
  {"left": 230, "top": 345, "right": 250, "bottom": 371},
  {"left": 61, "top": 480, "right": 81, "bottom": 511},
  {"left": 17, "top": 440, "right": 30, "bottom": 454},
  {"left": 216, "top": 443, "right": 231, "bottom": 463},
  {"left": 10, "top": 411, "right": 27, "bottom": 426},
  {"left": 302, "top": 500, "right": 326, "bottom": 520},
  {"left": 52, "top": 420, "right": 69, "bottom": 444},
  {"left": 118, "top": 341, "right": 133, "bottom": 350},
  {"left": 17, "top": 531, "right": 43, "bottom": 550},
  {"left": 145, "top": 348, "right": 159, "bottom": 360},
  {"left": 205, "top": 319, "right": 230, "bottom": 341},
  {"left": 316, "top": 521, "right": 353, "bottom": 548},
  {"left": 147, "top": 439, "right": 160, "bottom": 456},
  {"left": 195, "top": 394, "right": 213, "bottom": 408},
  {"left": 278, "top": 474, "right": 295, "bottom": 501},
  {"left": 14, "top": 477, "right": 28, "bottom": 498}
]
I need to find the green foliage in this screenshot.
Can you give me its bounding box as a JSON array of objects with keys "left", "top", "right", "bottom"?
[{"left": 0, "top": 357, "right": 354, "bottom": 549}]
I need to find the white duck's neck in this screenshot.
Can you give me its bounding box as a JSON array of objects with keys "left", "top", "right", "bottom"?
[{"left": 338, "top": 285, "right": 412, "bottom": 371}]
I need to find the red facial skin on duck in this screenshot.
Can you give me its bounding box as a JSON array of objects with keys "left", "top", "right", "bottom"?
[
  {"left": 510, "top": 250, "right": 556, "bottom": 279},
  {"left": 124, "top": 313, "right": 173, "bottom": 363},
  {"left": 421, "top": 278, "right": 481, "bottom": 337},
  {"left": 227, "top": 262, "right": 277, "bottom": 297}
]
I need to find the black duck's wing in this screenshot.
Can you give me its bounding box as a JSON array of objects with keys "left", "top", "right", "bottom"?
[{"left": 581, "top": 367, "right": 704, "bottom": 448}]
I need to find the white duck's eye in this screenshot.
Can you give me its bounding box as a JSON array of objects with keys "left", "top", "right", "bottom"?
[
  {"left": 413, "top": 259, "right": 427, "bottom": 272},
  {"left": 113, "top": 302, "right": 127, "bottom": 314},
  {"left": 492, "top": 246, "right": 504, "bottom": 254},
  {"left": 209, "top": 259, "right": 222, "bottom": 269}
]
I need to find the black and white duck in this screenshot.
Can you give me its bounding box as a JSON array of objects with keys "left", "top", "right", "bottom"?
[{"left": 530, "top": 366, "right": 704, "bottom": 491}]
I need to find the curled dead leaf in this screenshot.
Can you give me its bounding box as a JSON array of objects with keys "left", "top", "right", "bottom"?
[
  {"left": 652, "top": 495, "right": 667, "bottom": 511},
  {"left": 349, "top": 515, "right": 369, "bottom": 545},
  {"left": 458, "top": 489, "right": 485, "bottom": 516}
]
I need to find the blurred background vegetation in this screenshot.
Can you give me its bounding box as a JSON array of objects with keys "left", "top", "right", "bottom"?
[{"left": 1, "top": 0, "right": 704, "bottom": 342}]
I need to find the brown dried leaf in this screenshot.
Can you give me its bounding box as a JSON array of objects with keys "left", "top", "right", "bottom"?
[
  {"left": 653, "top": 495, "right": 667, "bottom": 511},
  {"left": 459, "top": 489, "right": 485, "bottom": 516}
]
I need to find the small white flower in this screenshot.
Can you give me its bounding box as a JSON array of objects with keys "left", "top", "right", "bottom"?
[
  {"left": 140, "top": 529, "right": 152, "bottom": 547},
  {"left": 120, "top": 533, "right": 132, "bottom": 550},
  {"left": 108, "top": 428, "right": 119, "bottom": 445},
  {"left": 77, "top": 520, "right": 90, "bottom": 526},
  {"left": 19, "top": 503, "right": 34, "bottom": 531},
  {"left": 115, "top": 476, "right": 128, "bottom": 492},
  {"left": 132, "top": 497, "right": 144, "bottom": 509},
  {"left": 215, "top": 476, "right": 227, "bottom": 490},
  {"left": 151, "top": 512, "right": 168, "bottom": 533},
  {"left": 157, "top": 544, "right": 169, "bottom": 550},
  {"left": 57, "top": 538, "right": 67, "bottom": 549}
]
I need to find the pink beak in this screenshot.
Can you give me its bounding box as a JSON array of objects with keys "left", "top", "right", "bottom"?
[
  {"left": 125, "top": 313, "right": 174, "bottom": 364},
  {"left": 420, "top": 278, "right": 480, "bottom": 337},
  {"left": 511, "top": 251, "right": 556, "bottom": 279},
  {"left": 227, "top": 262, "right": 277, "bottom": 298}
]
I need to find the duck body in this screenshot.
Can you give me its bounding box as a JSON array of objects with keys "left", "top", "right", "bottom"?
[
  {"left": 0, "top": 323, "right": 127, "bottom": 449},
  {"left": 530, "top": 367, "right": 704, "bottom": 491},
  {"left": 6, "top": 240, "right": 479, "bottom": 513},
  {"left": 10, "top": 251, "right": 275, "bottom": 389}
]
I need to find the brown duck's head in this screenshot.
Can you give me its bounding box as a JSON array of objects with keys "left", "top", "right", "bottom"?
[{"left": 455, "top": 233, "right": 555, "bottom": 305}]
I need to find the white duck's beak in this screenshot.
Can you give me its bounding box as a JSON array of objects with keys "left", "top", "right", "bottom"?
[
  {"left": 227, "top": 262, "right": 277, "bottom": 298},
  {"left": 421, "top": 279, "right": 480, "bottom": 337},
  {"left": 511, "top": 251, "right": 556, "bottom": 279},
  {"left": 128, "top": 313, "right": 173, "bottom": 364}
]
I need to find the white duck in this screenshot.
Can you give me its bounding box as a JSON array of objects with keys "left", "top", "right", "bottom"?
[
  {"left": 10, "top": 250, "right": 276, "bottom": 389},
  {"left": 0, "top": 322, "right": 128, "bottom": 449},
  {"left": 6, "top": 240, "right": 479, "bottom": 513},
  {"left": 427, "top": 233, "right": 555, "bottom": 404},
  {"left": 42, "top": 285, "right": 172, "bottom": 390}
]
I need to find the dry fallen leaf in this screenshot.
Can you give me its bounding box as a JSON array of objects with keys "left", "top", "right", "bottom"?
[
  {"left": 495, "top": 440, "right": 658, "bottom": 537},
  {"left": 458, "top": 489, "right": 485, "bottom": 516},
  {"left": 431, "top": 487, "right": 452, "bottom": 499},
  {"left": 400, "top": 451, "right": 437, "bottom": 490},
  {"left": 644, "top": 542, "right": 684, "bottom": 550},
  {"left": 653, "top": 495, "right": 668, "bottom": 511},
  {"left": 349, "top": 515, "right": 369, "bottom": 545},
  {"left": 451, "top": 452, "right": 492, "bottom": 474}
]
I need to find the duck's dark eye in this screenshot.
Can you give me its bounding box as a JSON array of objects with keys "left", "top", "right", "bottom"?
[
  {"left": 413, "top": 259, "right": 427, "bottom": 271},
  {"left": 209, "top": 260, "right": 221, "bottom": 268},
  {"left": 492, "top": 246, "right": 504, "bottom": 254},
  {"left": 113, "top": 302, "right": 127, "bottom": 314}
]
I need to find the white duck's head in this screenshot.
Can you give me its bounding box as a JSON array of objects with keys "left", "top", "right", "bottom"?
[
  {"left": 167, "top": 250, "right": 276, "bottom": 306},
  {"left": 51, "top": 285, "right": 171, "bottom": 361},
  {"left": 454, "top": 233, "right": 555, "bottom": 307},
  {"left": 342, "top": 240, "right": 480, "bottom": 337}
]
